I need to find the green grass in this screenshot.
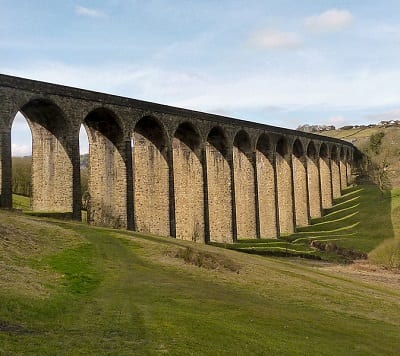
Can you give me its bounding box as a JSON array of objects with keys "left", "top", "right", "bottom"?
[
  {"left": 1, "top": 210, "right": 400, "bottom": 354},
  {"left": 12, "top": 194, "right": 30, "bottom": 211}
]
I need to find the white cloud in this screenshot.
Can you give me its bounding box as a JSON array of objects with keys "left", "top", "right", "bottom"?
[
  {"left": 305, "top": 9, "right": 353, "bottom": 33},
  {"left": 367, "top": 108, "right": 400, "bottom": 122},
  {"left": 4, "top": 61, "right": 400, "bottom": 128},
  {"left": 248, "top": 29, "right": 302, "bottom": 49},
  {"left": 75, "top": 5, "right": 106, "bottom": 18},
  {"left": 327, "top": 115, "right": 346, "bottom": 126},
  {"left": 12, "top": 143, "right": 31, "bottom": 157}
]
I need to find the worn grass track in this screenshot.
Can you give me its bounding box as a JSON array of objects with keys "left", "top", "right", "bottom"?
[{"left": 1, "top": 209, "right": 400, "bottom": 355}]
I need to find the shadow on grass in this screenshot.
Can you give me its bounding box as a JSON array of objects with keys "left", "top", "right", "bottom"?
[{"left": 221, "top": 184, "right": 394, "bottom": 262}]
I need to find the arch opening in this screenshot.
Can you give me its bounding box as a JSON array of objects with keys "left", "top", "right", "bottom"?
[
  {"left": 10, "top": 112, "right": 32, "bottom": 210},
  {"left": 84, "top": 107, "right": 127, "bottom": 228},
  {"left": 133, "top": 116, "right": 170, "bottom": 236},
  {"left": 173, "top": 122, "right": 204, "bottom": 242},
  {"left": 256, "top": 134, "right": 277, "bottom": 238},
  {"left": 205, "top": 126, "right": 233, "bottom": 242},
  {"left": 12, "top": 99, "right": 75, "bottom": 214},
  {"left": 79, "top": 125, "right": 90, "bottom": 222}
]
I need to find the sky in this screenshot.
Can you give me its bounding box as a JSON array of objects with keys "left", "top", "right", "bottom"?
[{"left": 2, "top": 0, "right": 400, "bottom": 156}]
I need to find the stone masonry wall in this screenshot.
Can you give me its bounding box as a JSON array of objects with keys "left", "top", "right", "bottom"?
[
  {"left": 206, "top": 143, "right": 233, "bottom": 243},
  {"left": 172, "top": 137, "right": 205, "bottom": 242},
  {"left": 320, "top": 157, "right": 333, "bottom": 209},
  {"left": 256, "top": 151, "right": 277, "bottom": 238},
  {"left": 331, "top": 159, "right": 341, "bottom": 199},
  {"left": 307, "top": 157, "right": 322, "bottom": 218},
  {"left": 133, "top": 131, "right": 170, "bottom": 236},
  {"left": 292, "top": 155, "right": 309, "bottom": 227},
  {"left": 87, "top": 130, "right": 127, "bottom": 228},
  {"left": 340, "top": 161, "right": 347, "bottom": 190},
  {"left": 233, "top": 147, "right": 257, "bottom": 239},
  {"left": 276, "top": 154, "right": 294, "bottom": 234},
  {"left": 346, "top": 162, "right": 352, "bottom": 186},
  {"left": 30, "top": 122, "right": 73, "bottom": 212}
]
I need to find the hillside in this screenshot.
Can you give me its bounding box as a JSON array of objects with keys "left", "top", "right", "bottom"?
[
  {"left": 1, "top": 202, "right": 400, "bottom": 354},
  {"left": 320, "top": 126, "right": 400, "bottom": 187}
]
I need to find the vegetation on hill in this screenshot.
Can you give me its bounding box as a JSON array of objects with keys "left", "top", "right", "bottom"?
[
  {"left": 11, "top": 157, "right": 31, "bottom": 197},
  {"left": 1, "top": 210, "right": 400, "bottom": 354},
  {"left": 321, "top": 126, "right": 400, "bottom": 188}
]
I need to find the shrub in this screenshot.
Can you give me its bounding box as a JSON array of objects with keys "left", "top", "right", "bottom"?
[
  {"left": 369, "top": 239, "right": 400, "bottom": 270},
  {"left": 167, "top": 247, "right": 241, "bottom": 272}
]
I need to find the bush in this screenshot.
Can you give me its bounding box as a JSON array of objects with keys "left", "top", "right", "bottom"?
[
  {"left": 167, "top": 247, "right": 241, "bottom": 272},
  {"left": 369, "top": 239, "right": 400, "bottom": 270}
]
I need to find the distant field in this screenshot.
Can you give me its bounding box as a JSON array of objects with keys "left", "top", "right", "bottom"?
[
  {"left": 1, "top": 202, "right": 400, "bottom": 354},
  {"left": 321, "top": 126, "right": 400, "bottom": 188},
  {"left": 318, "top": 126, "right": 383, "bottom": 141}
]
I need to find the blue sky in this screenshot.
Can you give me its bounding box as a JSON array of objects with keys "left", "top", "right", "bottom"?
[{"left": 2, "top": 0, "right": 400, "bottom": 155}]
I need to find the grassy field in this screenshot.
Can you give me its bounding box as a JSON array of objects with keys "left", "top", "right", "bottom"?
[{"left": 1, "top": 195, "right": 400, "bottom": 354}]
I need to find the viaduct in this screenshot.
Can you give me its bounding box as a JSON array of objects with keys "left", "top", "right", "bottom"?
[{"left": 0, "top": 74, "right": 355, "bottom": 243}]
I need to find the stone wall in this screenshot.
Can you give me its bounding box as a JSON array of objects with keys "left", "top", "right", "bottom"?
[
  {"left": 307, "top": 157, "right": 322, "bottom": 218},
  {"left": 172, "top": 131, "right": 205, "bottom": 242},
  {"left": 276, "top": 152, "right": 294, "bottom": 234},
  {"left": 256, "top": 149, "right": 277, "bottom": 238},
  {"left": 292, "top": 155, "right": 309, "bottom": 227},
  {"left": 233, "top": 143, "right": 257, "bottom": 239},
  {"left": 331, "top": 158, "right": 341, "bottom": 199},
  {"left": 133, "top": 119, "right": 170, "bottom": 236},
  {"left": 205, "top": 141, "right": 233, "bottom": 243},
  {"left": 340, "top": 161, "right": 347, "bottom": 190}
]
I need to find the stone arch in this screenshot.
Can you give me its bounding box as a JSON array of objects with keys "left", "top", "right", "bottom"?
[
  {"left": 339, "top": 146, "right": 347, "bottom": 189},
  {"left": 233, "top": 130, "right": 256, "bottom": 239},
  {"left": 292, "top": 139, "right": 309, "bottom": 227},
  {"left": 256, "top": 133, "right": 277, "bottom": 238},
  {"left": 133, "top": 115, "right": 170, "bottom": 236},
  {"left": 205, "top": 126, "right": 233, "bottom": 243},
  {"left": 330, "top": 145, "right": 341, "bottom": 198},
  {"left": 172, "top": 122, "right": 204, "bottom": 242},
  {"left": 306, "top": 141, "right": 322, "bottom": 218},
  {"left": 319, "top": 143, "right": 333, "bottom": 209},
  {"left": 84, "top": 107, "right": 128, "bottom": 228},
  {"left": 275, "top": 136, "right": 294, "bottom": 234},
  {"left": 16, "top": 98, "right": 76, "bottom": 215}
]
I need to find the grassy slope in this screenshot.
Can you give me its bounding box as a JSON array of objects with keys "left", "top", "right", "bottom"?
[
  {"left": 1, "top": 210, "right": 400, "bottom": 354},
  {"left": 218, "top": 185, "right": 399, "bottom": 262}
]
